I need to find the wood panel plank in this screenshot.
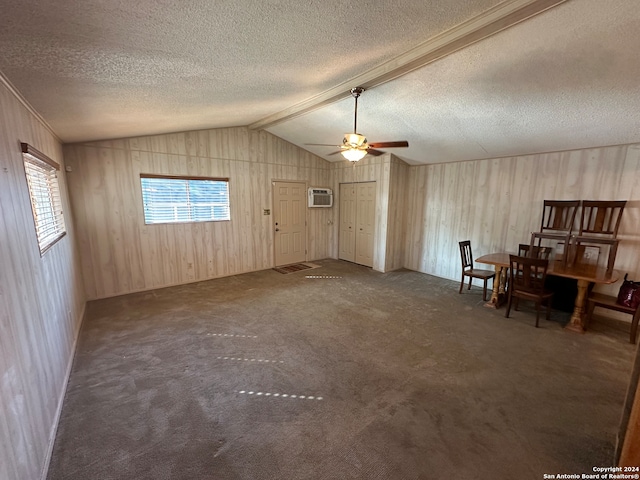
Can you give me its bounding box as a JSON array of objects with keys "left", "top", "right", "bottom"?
[{"left": 384, "top": 156, "right": 409, "bottom": 271}]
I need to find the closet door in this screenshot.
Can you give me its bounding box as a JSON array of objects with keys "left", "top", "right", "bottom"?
[
  {"left": 338, "top": 183, "right": 356, "bottom": 262},
  {"left": 355, "top": 182, "right": 376, "bottom": 267}
]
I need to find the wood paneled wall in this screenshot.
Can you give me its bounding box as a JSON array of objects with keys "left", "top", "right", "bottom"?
[
  {"left": 404, "top": 144, "right": 640, "bottom": 298},
  {"left": 384, "top": 156, "right": 409, "bottom": 272},
  {"left": 0, "top": 81, "right": 85, "bottom": 480},
  {"left": 64, "top": 128, "right": 332, "bottom": 300}
]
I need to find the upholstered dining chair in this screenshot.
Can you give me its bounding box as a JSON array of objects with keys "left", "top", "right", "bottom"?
[
  {"left": 458, "top": 240, "right": 495, "bottom": 301},
  {"left": 505, "top": 254, "right": 554, "bottom": 327}
]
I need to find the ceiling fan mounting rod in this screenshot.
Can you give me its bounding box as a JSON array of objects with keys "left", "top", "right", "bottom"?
[{"left": 351, "top": 87, "right": 364, "bottom": 133}]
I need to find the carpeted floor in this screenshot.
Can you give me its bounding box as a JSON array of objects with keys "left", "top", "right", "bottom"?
[{"left": 47, "top": 259, "right": 636, "bottom": 480}]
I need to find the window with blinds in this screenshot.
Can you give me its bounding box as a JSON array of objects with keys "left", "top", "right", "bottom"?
[
  {"left": 140, "top": 174, "right": 230, "bottom": 224},
  {"left": 21, "top": 143, "right": 67, "bottom": 255}
]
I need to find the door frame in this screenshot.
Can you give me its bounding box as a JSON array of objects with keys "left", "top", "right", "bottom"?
[
  {"left": 272, "top": 179, "right": 309, "bottom": 266},
  {"left": 338, "top": 181, "right": 377, "bottom": 267}
]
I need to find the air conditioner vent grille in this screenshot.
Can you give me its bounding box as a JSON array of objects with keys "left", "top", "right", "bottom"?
[{"left": 308, "top": 188, "right": 333, "bottom": 208}]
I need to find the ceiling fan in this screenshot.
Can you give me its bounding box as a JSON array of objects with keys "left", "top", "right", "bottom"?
[{"left": 307, "top": 87, "right": 409, "bottom": 162}]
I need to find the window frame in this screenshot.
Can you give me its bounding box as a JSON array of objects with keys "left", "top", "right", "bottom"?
[
  {"left": 139, "top": 174, "right": 231, "bottom": 225},
  {"left": 21, "top": 142, "right": 67, "bottom": 256}
]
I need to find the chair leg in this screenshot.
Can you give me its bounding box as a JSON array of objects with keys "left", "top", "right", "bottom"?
[
  {"left": 505, "top": 293, "right": 513, "bottom": 318},
  {"left": 468, "top": 277, "right": 472, "bottom": 290},
  {"left": 546, "top": 299, "right": 552, "bottom": 320},
  {"left": 482, "top": 279, "right": 488, "bottom": 301},
  {"left": 535, "top": 302, "right": 540, "bottom": 328},
  {"left": 459, "top": 274, "right": 465, "bottom": 294},
  {"left": 631, "top": 310, "right": 640, "bottom": 345}
]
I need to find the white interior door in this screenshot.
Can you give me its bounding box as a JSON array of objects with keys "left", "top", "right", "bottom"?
[
  {"left": 355, "top": 182, "right": 376, "bottom": 267},
  {"left": 273, "top": 181, "right": 306, "bottom": 266},
  {"left": 339, "top": 181, "right": 376, "bottom": 267},
  {"left": 339, "top": 183, "right": 356, "bottom": 262}
]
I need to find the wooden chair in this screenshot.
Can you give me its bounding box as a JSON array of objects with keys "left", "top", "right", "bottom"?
[
  {"left": 572, "top": 200, "right": 626, "bottom": 275},
  {"left": 518, "top": 243, "right": 553, "bottom": 259},
  {"left": 512, "top": 244, "right": 553, "bottom": 294},
  {"left": 586, "top": 293, "right": 639, "bottom": 344},
  {"left": 505, "top": 255, "right": 554, "bottom": 327},
  {"left": 458, "top": 240, "right": 495, "bottom": 301},
  {"left": 530, "top": 200, "right": 580, "bottom": 265}
]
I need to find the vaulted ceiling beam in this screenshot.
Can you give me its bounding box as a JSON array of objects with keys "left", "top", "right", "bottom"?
[{"left": 249, "top": 0, "right": 567, "bottom": 131}]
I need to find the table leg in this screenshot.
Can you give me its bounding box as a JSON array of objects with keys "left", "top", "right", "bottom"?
[
  {"left": 485, "top": 266, "right": 507, "bottom": 308},
  {"left": 565, "top": 279, "right": 590, "bottom": 333},
  {"left": 499, "top": 267, "right": 507, "bottom": 298}
]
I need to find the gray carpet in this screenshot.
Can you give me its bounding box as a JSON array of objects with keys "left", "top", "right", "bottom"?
[{"left": 47, "top": 259, "right": 635, "bottom": 479}]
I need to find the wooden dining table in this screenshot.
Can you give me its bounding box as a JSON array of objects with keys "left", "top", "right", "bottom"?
[{"left": 476, "top": 252, "right": 620, "bottom": 333}]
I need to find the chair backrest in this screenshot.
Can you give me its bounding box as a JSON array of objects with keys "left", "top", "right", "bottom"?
[
  {"left": 509, "top": 255, "right": 549, "bottom": 294},
  {"left": 518, "top": 244, "right": 553, "bottom": 259},
  {"left": 578, "top": 200, "right": 626, "bottom": 238},
  {"left": 538, "top": 200, "right": 581, "bottom": 234},
  {"left": 459, "top": 240, "right": 473, "bottom": 270}
]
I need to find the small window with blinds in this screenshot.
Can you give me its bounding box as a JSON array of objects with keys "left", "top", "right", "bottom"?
[
  {"left": 21, "top": 143, "right": 66, "bottom": 255},
  {"left": 140, "top": 174, "right": 230, "bottom": 224}
]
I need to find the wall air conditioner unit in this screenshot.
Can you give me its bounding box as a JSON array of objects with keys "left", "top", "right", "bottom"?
[{"left": 308, "top": 188, "right": 333, "bottom": 208}]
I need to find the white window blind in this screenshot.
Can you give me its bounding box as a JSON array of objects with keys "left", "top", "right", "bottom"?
[
  {"left": 140, "top": 175, "right": 230, "bottom": 224},
  {"left": 21, "top": 143, "right": 66, "bottom": 255}
]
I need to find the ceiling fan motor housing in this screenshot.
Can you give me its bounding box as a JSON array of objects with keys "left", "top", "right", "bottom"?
[{"left": 343, "top": 133, "right": 368, "bottom": 148}]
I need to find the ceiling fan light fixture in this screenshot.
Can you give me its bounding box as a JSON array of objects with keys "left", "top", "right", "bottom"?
[{"left": 341, "top": 148, "right": 367, "bottom": 162}]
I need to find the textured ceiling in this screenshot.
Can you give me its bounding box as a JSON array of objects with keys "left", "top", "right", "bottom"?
[{"left": 1, "top": 0, "right": 639, "bottom": 165}]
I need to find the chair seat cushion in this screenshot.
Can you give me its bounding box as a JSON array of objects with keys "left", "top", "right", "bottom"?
[{"left": 465, "top": 268, "right": 495, "bottom": 279}]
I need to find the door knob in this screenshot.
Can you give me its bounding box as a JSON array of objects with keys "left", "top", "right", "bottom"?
[{"left": 275, "top": 228, "right": 280, "bottom": 232}]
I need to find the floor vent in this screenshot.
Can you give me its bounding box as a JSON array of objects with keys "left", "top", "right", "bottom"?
[{"left": 273, "top": 262, "right": 320, "bottom": 274}]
